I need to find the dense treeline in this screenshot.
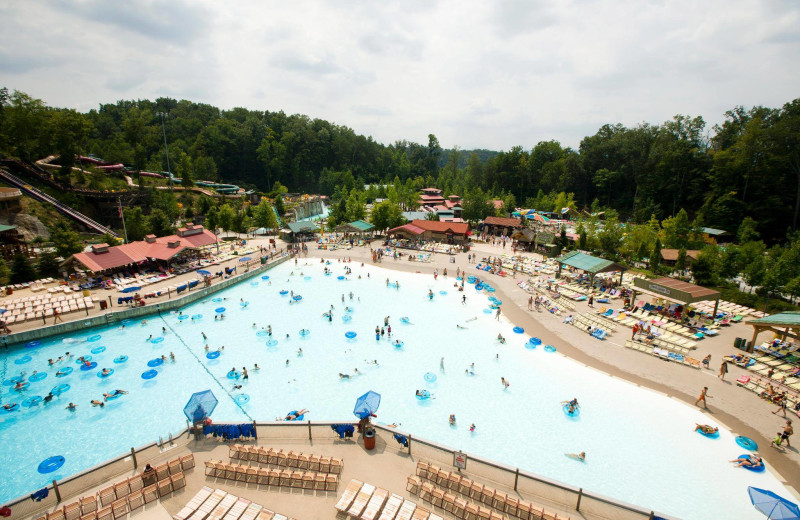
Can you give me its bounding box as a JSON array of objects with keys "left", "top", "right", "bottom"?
[{"left": 1, "top": 87, "right": 799, "bottom": 242}]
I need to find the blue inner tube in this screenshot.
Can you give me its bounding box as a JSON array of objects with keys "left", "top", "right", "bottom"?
[
  {"left": 261, "top": 275, "right": 270, "bottom": 280},
  {"left": 393, "top": 341, "right": 404, "bottom": 348},
  {"left": 563, "top": 404, "right": 580, "bottom": 418},
  {"left": 76, "top": 356, "right": 92, "bottom": 364},
  {"left": 266, "top": 339, "right": 278, "bottom": 347},
  {"left": 91, "top": 346, "right": 106, "bottom": 354},
  {"left": 484, "top": 308, "right": 493, "bottom": 314},
  {"left": 416, "top": 391, "right": 431, "bottom": 400},
  {"left": 439, "top": 291, "right": 447, "bottom": 295},
  {"left": 14, "top": 381, "right": 30, "bottom": 390},
  {"left": 235, "top": 394, "right": 250, "bottom": 404},
  {"left": 192, "top": 314, "right": 203, "bottom": 320},
  {"left": 22, "top": 396, "right": 42, "bottom": 407},
  {"left": 215, "top": 307, "right": 226, "bottom": 313},
  {"left": 287, "top": 410, "right": 305, "bottom": 421},
  {"left": 141, "top": 370, "right": 158, "bottom": 380},
  {"left": 240, "top": 301, "right": 249, "bottom": 307},
  {"left": 738, "top": 453, "right": 765, "bottom": 472},
  {"left": 147, "top": 358, "right": 164, "bottom": 367},
  {"left": 697, "top": 428, "right": 719, "bottom": 438},
  {"left": 324, "top": 272, "right": 332, "bottom": 276},
  {"left": 26, "top": 340, "right": 41, "bottom": 349},
  {"left": 337, "top": 275, "right": 345, "bottom": 280},
  {"left": 8, "top": 376, "right": 24, "bottom": 384},
  {"left": 342, "top": 315, "right": 352, "bottom": 322},
  {"left": 304, "top": 276, "right": 311, "bottom": 281},
  {"left": 52, "top": 384, "right": 70, "bottom": 395},
  {"left": 345, "top": 308, "right": 354, "bottom": 313},
  {"left": 150, "top": 337, "right": 164, "bottom": 344},
  {"left": 56, "top": 367, "right": 74, "bottom": 377},
  {"left": 14, "top": 355, "right": 32, "bottom": 365},
  {"left": 227, "top": 370, "right": 240, "bottom": 379},
  {"left": 206, "top": 351, "right": 221, "bottom": 359},
  {"left": 299, "top": 329, "right": 310, "bottom": 336},
  {"left": 1, "top": 403, "right": 20, "bottom": 412},
  {"left": 736, "top": 436, "right": 758, "bottom": 451},
  {"left": 212, "top": 298, "right": 223, "bottom": 302},
  {"left": 530, "top": 337, "right": 542, "bottom": 346},
  {"left": 121, "top": 319, "right": 134, "bottom": 326},
  {"left": 400, "top": 317, "right": 410, "bottom": 323},
  {"left": 280, "top": 290, "right": 288, "bottom": 295},
  {"left": 525, "top": 343, "right": 537, "bottom": 350},
  {"left": 87, "top": 335, "right": 102, "bottom": 342},
  {"left": 424, "top": 372, "right": 437, "bottom": 383},
  {"left": 97, "top": 369, "right": 114, "bottom": 378},
  {"left": 493, "top": 300, "right": 503, "bottom": 306},
  {"left": 178, "top": 315, "right": 189, "bottom": 320},
  {"left": 486, "top": 287, "right": 496, "bottom": 293},
  {"left": 256, "top": 330, "right": 269, "bottom": 337},
  {"left": 38, "top": 455, "right": 65, "bottom": 474},
  {"left": 114, "top": 356, "right": 128, "bottom": 364},
  {"left": 29, "top": 372, "right": 47, "bottom": 382},
  {"left": 513, "top": 327, "right": 524, "bottom": 334},
  {"left": 345, "top": 331, "right": 357, "bottom": 339},
  {"left": 475, "top": 284, "right": 484, "bottom": 291},
  {"left": 105, "top": 392, "right": 122, "bottom": 400},
  {"left": 80, "top": 362, "right": 98, "bottom": 371},
  {"left": 544, "top": 345, "right": 557, "bottom": 353},
  {"left": 293, "top": 295, "right": 303, "bottom": 301},
  {"left": 250, "top": 281, "right": 259, "bottom": 286}
]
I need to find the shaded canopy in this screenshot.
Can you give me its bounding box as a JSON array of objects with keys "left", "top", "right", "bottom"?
[
  {"left": 353, "top": 390, "right": 381, "bottom": 419},
  {"left": 184, "top": 389, "right": 218, "bottom": 422},
  {"left": 748, "top": 486, "right": 800, "bottom": 520}
]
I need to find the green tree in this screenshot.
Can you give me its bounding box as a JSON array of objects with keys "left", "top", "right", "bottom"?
[
  {"left": 651, "top": 237, "right": 662, "bottom": 273},
  {"left": 577, "top": 224, "right": 587, "bottom": 250},
  {"left": 370, "top": 200, "right": 404, "bottom": 232},
  {"left": 205, "top": 207, "right": 219, "bottom": 233},
  {"left": 691, "top": 246, "right": 719, "bottom": 286},
  {"left": 274, "top": 195, "right": 285, "bottom": 220},
  {"left": 217, "top": 204, "right": 235, "bottom": 234},
  {"left": 123, "top": 207, "right": 147, "bottom": 241},
  {"left": 101, "top": 231, "right": 120, "bottom": 246},
  {"left": 50, "top": 221, "right": 83, "bottom": 258},
  {"left": 425, "top": 212, "right": 440, "bottom": 221},
  {"left": 662, "top": 208, "right": 692, "bottom": 249},
  {"left": 10, "top": 253, "right": 36, "bottom": 283},
  {"left": 737, "top": 216, "right": 760, "bottom": 243},
  {"left": 253, "top": 198, "right": 278, "bottom": 231},
  {"left": 345, "top": 192, "right": 366, "bottom": 222},
  {"left": 147, "top": 209, "right": 174, "bottom": 237},
  {"left": 676, "top": 247, "right": 687, "bottom": 272},
  {"left": 36, "top": 251, "right": 61, "bottom": 278},
  {"left": 0, "top": 259, "right": 10, "bottom": 285},
  {"left": 152, "top": 191, "right": 181, "bottom": 222}
]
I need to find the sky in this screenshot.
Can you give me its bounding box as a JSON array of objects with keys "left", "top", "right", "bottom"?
[{"left": 1, "top": 0, "right": 798, "bottom": 150}]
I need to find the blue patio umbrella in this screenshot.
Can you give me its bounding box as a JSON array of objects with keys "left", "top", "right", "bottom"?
[
  {"left": 120, "top": 286, "right": 141, "bottom": 293},
  {"left": 748, "top": 487, "right": 800, "bottom": 519},
  {"left": 183, "top": 390, "right": 218, "bottom": 422},
  {"left": 239, "top": 257, "right": 252, "bottom": 262},
  {"left": 353, "top": 390, "right": 381, "bottom": 419},
  {"left": 197, "top": 270, "right": 211, "bottom": 276}
]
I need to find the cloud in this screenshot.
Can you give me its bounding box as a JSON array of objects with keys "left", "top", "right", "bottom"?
[{"left": 0, "top": 0, "right": 798, "bottom": 151}]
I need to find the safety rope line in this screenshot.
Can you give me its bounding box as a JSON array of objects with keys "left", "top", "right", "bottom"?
[{"left": 158, "top": 315, "right": 252, "bottom": 421}]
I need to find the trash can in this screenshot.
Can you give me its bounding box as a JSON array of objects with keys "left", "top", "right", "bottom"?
[
  {"left": 363, "top": 428, "right": 376, "bottom": 450},
  {"left": 733, "top": 337, "right": 742, "bottom": 349},
  {"left": 261, "top": 257, "right": 267, "bottom": 265}
]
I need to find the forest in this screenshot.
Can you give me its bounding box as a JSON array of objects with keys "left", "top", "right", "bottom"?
[{"left": 1, "top": 87, "right": 799, "bottom": 244}]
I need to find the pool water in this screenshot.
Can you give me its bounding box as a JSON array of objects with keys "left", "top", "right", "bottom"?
[{"left": 0, "top": 260, "right": 791, "bottom": 519}]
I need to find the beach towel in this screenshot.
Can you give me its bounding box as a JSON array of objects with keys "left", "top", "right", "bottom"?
[
  {"left": 393, "top": 434, "right": 409, "bottom": 447},
  {"left": 30, "top": 488, "right": 49, "bottom": 502},
  {"left": 331, "top": 424, "right": 355, "bottom": 439}
]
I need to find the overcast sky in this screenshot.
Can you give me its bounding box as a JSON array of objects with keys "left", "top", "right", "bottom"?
[{"left": 1, "top": 0, "right": 798, "bottom": 150}]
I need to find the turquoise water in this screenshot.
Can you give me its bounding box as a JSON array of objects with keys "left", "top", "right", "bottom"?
[{"left": 0, "top": 260, "right": 791, "bottom": 519}]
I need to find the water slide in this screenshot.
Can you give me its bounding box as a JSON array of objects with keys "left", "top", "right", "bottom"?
[{"left": 0, "top": 165, "right": 118, "bottom": 236}]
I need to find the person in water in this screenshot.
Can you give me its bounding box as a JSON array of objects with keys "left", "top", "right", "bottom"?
[
  {"left": 285, "top": 409, "right": 309, "bottom": 420},
  {"left": 730, "top": 454, "right": 762, "bottom": 467},
  {"left": 695, "top": 424, "right": 718, "bottom": 435},
  {"left": 449, "top": 414, "right": 456, "bottom": 425},
  {"left": 66, "top": 402, "right": 77, "bottom": 411},
  {"left": 469, "top": 423, "right": 476, "bottom": 432},
  {"left": 566, "top": 452, "right": 586, "bottom": 462},
  {"left": 497, "top": 334, "right": 506, "bottom": 344},
  {"left": 100, "top": 368, "right": 112, "bottom": 376},
  {"left": 90, "top": 400, "right": 105, "bottom": 408}
]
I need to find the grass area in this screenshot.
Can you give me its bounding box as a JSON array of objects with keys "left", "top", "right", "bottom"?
[{"left": 19, "top": 196, "right": 64, "bottom": 229}]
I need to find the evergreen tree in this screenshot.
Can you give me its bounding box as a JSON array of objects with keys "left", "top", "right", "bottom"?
[
  {"left": 50, "top": 221, "right": 83, "bottom": 258},
  {"left": 123, "top": 207, "right": 147, "bottom": 241},
  {"left": 10, "top": 253, "right": 36, "bottom": 283},
  {"left": 36, "top": 251, "right": 60, "bottom": 278},
  {"left": 147, "top": 209, "right": 174, "bottom": 237},
  {"left": 651, "top": 237, "right": 662, "bottom": 273}
]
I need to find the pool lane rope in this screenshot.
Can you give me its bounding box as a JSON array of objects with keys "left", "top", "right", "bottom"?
[{"left": 158, "top": 316, "right": 252, "bottom": 421}]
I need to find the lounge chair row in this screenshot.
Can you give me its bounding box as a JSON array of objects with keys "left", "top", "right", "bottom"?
[
  {"left": 227, "top": 445, "right": 343, "bottom": 473},
  {"left": 735, "top": 374, "right": 800, "bottom": 409},
  {"left": 173, "top": 486, "right": 296, "bottom": 520},
  {"left": 568, "top": 314, "right": 609, "bottom": 339},
  {"left": 624, "top": 340, "right": 701, "bottom": 368},
  {"left": 335, "top": 479, "right": 443, "bottom": 520},
  {"left": 577, "top": 312, "right": 617, "bottom": 332},
  {"left": 414, "top": 462, "right": 564, "bottom": 520},
  {"left": 39, "top": 472, "right": 186, "bottom": 520},
  {"left": 204, "top": 460, "right": 339, "bottom": 491}
]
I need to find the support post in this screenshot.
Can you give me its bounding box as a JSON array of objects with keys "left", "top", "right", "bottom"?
[
  {"left": 576, "top": 488, "right": 583, "bottom": 511},
  {"left": 131, "top": 447, "right": 138, "bottom": 469},
  {"left": 52, "top": 480, "right": 61, "bottom": 502},
  {"left": 648, "top": 512, "right": 654, "bottom": 520},
  {"left": 407, "top": 434, "right": 412, "bottom": 455},
  {"left": 253, "top": 420, "right": 258, "bottom": 440},
  {"left": 307, "top": 420, "right": 312, "bottom": 441},
  {"left": 514, "top": 468, "right": 519, "bottom": 491}
]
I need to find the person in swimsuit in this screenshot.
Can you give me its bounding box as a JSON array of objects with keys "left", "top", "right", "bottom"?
[
  {"left": 695, "top": 424, "right": 718, "bottom": 435},
  {"left": 66, "top": 402, "right": 77, "bottom": 411},
  {"left": 730, "top": 454, "right": 762, "bottom": 468},
  {"left": 90, "top": 400, "right": 105, "bottom": 408},
  {"left": 285, "top": 409, "right": 308, "bottom": 420},
  {"left": 566, "top": 452, "right": 586, "bottom": 462}
]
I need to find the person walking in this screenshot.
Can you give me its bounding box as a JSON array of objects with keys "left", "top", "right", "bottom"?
[
  {"left": 495, "top": 308, "right": 501, "bottom": 321},
  {"left": 528, "top": 296, "right": 533, "bottom": 310},
  {"left": 631, "top": 323, "right": 639, "bottom": 340},
  {"left": 702, "top": 354, "right": 711, "bottom": 369},
  {"left": 773, "top": 419, "right": 793, "bottom": 447},
  {"left": 588, "top": 294, "right": 594, "bottom": 307},
  {"left": 718, "top": 361, "right": 728, "bottom": 380},
  {"left": 695, "top": 387, "right": 712, "bottom": 408}
]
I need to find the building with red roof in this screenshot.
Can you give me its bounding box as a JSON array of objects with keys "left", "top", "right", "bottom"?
[{"left": 388, "top": 219, "right": 470, "bottom": 244}]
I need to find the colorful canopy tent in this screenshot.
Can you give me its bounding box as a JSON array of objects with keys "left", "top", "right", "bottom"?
[
  {"left": 747, "top": 312, "right": 800, "bottom": 354},
  {"left": 353, "top": 390, "right": 381, "bottom": 419},
  {"left": 555, "top": 251, "right": 627, "bottom": 286},
  {"left": 183, "top": 390, "right": 218, "bottom": 422},
  {"left": 631, "top": 277, "right": 721, "bottom": 320}
]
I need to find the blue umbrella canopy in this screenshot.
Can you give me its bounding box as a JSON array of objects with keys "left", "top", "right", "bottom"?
[
  {"left": 353, "top": 390, "right": 381, "bottom": 419},
  {"left": 239, "top": 257, "right": 252, "bottom": 262},
  {"left": 197, "top": 270, "right": 211, "bottom": 276},
  {"left": 748, "top": 487, "right": 800, "bottom": 520},
  {"left": 183, "top": 390, "right": 218, "bottom": 422},
  {"left": 120, "top": 286, "right": 141, "bottom": 293}
]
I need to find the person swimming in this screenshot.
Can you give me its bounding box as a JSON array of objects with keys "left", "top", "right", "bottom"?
[
  {"left": 339, "top": 373, "right": 351, "bottom": 379},
  {"left": 66, "top": 402, "right": 77, "bottom": 411},
  {"left": 566, "top": 452, "right": 586, "bottom": 462},
  {"left": 730, "top": 454, "right": 762, "bottom": 468},
  {"left": 100, "top": 368, "right": 112, "bottom": 376},
  {"left": 695, "top": 424, "right": 718, "bottom": 435},
  {"left": 284, "top": 409, "right": 309, "bottom": 420},
  {"left": 497, "top": 334, "right": 506, "bottom": 343},
  {"left": 469, "top": 423, "right": 476, "bottom": 432},
  {"left": 90, "top": 400, "right": 105, "bottom": 408},
  {"left": 449, "top": 414, "right": 456, "bottom": 425}
]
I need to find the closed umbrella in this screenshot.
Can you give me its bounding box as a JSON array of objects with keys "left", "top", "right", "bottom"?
[{"left": 748, "top": 487, "right": 800, "bottom": 520}]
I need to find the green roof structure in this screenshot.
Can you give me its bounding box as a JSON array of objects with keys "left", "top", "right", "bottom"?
[
  {"left": 286, "top": 221, "right": 318, "bottom": 234},
  {"left": 747, "top": 312, "right": 800, "bottom": 352},
  {"left": 0, "top": 224, "right": 18, "bottom": 232},
  {"left": 748, "top": 312, "right": 800, "bottom": 326},
  {"left": 555, "top": 251, "right": 625, "bottom": 275},
  {"left": 335, "top": 220, "right": 375, "bottom": 233}
]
